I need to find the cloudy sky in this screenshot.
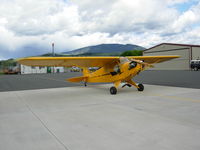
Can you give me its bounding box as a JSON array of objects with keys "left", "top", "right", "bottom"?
[{"left": 0, "top": 0, "right": 200, "bottom": 60}]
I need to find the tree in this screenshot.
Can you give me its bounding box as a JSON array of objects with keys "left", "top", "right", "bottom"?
[
  {"left": 120, "top": 50, "right": 143, "bottom": 56},
  {"left": 0, "top": 59, "right": 17, "bottom": 69}
]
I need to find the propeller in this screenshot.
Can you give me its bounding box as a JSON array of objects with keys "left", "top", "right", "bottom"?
[
  {"left": 119, "top": 57, "right": 154, "bottom": 68},
  {"left": 130, "top": 58, "right": 154, "bottom": 68}
]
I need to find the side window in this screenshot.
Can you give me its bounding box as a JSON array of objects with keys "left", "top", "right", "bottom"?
[
  {"left": 110, "top": 65, "right": 121, "bottom": 76},
  {"left": 113, "top": 65, "right": 120, "bottom": 73}
]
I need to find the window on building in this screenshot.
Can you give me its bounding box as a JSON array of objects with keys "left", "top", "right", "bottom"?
[{"left": 39, "top": 67, "right": 44, "bottom": 69}]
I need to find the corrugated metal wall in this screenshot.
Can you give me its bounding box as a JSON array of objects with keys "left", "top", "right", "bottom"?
[
  {"left": 144, "top": 44, "right": 191, "bottom": 70},
  {"left": 192, "top": 47, "right": 200, "bottom": 60}
]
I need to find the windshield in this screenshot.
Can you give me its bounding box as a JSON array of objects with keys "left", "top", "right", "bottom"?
[
  {"left": 191, "top": 61, "right": 200, "bottom": 64},
  {"left": 129, "top": 61, "right": 137, "bottom": 70}
]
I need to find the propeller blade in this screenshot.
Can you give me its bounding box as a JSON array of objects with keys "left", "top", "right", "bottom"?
[
  {"left": 130, "top": 58, "right": 154, "bottom": 68},
  {"left": 119, "top": 57, "right": 154, "bottom": 68}
]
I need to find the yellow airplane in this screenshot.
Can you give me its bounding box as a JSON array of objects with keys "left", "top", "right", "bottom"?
[{"left": 18, "top": 56, "right": 179, "bottom": 94}]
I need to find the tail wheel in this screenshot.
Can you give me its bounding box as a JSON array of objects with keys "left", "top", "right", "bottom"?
[
  {"left": 110, "top": 86, "right": 117, "bottom": 95},
  {"left": 137, "top": 84, "right": 144, "bottom": 91}
]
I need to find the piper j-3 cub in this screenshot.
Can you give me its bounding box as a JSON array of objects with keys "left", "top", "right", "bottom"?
[{"left": 18, "top": 56, "right": 179, "bottom": 95}]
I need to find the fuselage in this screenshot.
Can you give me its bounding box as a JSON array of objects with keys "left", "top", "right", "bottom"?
[{"left": 85, "top": 61, "right": 143, "bottom": 83}]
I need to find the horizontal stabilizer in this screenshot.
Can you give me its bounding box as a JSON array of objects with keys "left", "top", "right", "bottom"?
[{"left": 67, "top": 76, "right": 87, "bottom": 82}]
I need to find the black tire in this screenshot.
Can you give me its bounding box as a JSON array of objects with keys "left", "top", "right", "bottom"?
[
  {"left": 137, "top": 84, "right": 144, "bottom": 91},
  {"left": 110, "top": 86, "right": 117, "bottom": 95}
]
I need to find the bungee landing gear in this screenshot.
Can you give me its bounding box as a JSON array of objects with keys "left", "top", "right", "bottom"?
[{"left": 110, "top": 80, "right": 144, "bottom": 95}]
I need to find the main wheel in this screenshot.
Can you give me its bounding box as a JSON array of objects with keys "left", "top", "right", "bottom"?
[
  {"left": 110, "top": 86, "right": 117, "bottom": 95},
  {"left": 137, "top": 84, "right": 144, "bottom": 91}
]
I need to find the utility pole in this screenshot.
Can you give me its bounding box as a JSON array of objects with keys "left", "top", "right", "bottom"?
[
  {"left": 52, "top": 43, "right": 55, "bottom": 56},
  {"left": 52, "top": 43, "right": 55, "bottom": 73}
]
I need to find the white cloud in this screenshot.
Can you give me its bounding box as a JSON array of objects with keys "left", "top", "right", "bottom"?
[
  {"left": 166, "top": 0, "right": 191, "bottom": 5},
  {"left": 0, "top": 0, "right": 80, "bottom": 36},
  {"left": 0, "top": 0, "right": 200, "bottom": 59},
  {"left": 172, "top": 2, "right": 200, "bottom": 32},
  {"left": 72, "top": 0, "right": 178, "bottom": 34}
]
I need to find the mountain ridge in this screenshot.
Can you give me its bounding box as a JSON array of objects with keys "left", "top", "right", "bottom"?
[{"left": 62, "top": 44, "right": 145, "bottom": 55}]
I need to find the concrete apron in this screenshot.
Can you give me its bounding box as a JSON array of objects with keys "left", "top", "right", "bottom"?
[{"left": 0, "top": 84, "right": 200, "bottom": 150}]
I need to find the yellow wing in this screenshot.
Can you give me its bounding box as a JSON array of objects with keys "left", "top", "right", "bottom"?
[
  {"left": 18, "top": 56, "right": 180, "bottom": 67},
  {"left": 18, "top": 57, "right": 120, "bottom": 68},
  {"left": 128, "top": 55, "right": 180, "bottom": 64}
]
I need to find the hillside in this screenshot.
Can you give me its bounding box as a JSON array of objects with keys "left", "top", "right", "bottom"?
[{"left": 62, "top": 44, "right": 145, "bottom": 56}]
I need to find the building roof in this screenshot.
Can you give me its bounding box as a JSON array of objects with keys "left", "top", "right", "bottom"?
[{"left": 145, "top": 43, "right": 200, "bottom": 52}]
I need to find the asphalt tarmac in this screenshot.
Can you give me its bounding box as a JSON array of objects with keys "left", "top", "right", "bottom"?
[
  {"left": 0, "top": 70, "right": 200, "bottom": 92},
  {"left": 135, "top": 70, "right": 200, "bottom": 89}
]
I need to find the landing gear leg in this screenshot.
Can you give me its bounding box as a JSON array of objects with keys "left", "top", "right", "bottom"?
[
  {"left": 127, "top": 80, "right": 144, "bottom": 91},
  {"left": 122, "top": 84, "right": 132, "bottom": 88},
  {"left": 110, "top": 81, "right": 121, "bottom": 95}
]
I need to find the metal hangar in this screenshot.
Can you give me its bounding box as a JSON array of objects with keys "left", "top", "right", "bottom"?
[{"left": 143, "top": 43, "right": 200, "bottom": 70}]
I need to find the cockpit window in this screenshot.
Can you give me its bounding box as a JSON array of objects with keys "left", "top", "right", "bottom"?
[
  {"left": 129, "top": 61, "right": 137, "bottom": 70},
  {"left": 114, "top": 65, "right": 121, "bottom": 73}
]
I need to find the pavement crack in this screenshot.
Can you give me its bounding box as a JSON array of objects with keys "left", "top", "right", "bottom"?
[{"left": 15, "top": 92, "right": 70, "bottom": 150}]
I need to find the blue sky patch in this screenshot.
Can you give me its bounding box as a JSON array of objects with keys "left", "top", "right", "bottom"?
[{"left": 174, "top": 1, "right": 198, "bottom": 13}]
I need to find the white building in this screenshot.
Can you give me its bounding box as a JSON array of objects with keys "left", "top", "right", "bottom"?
[{"left": 20, "top": 65, "right": 64, "bottom": 74}]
